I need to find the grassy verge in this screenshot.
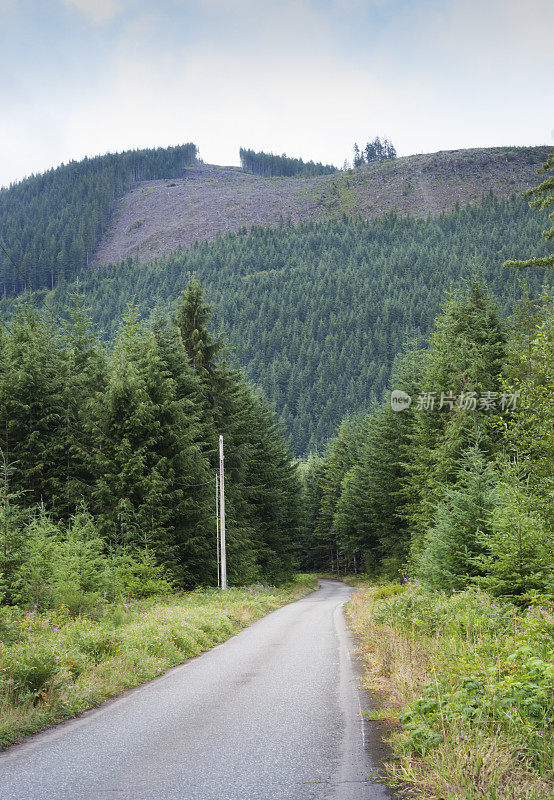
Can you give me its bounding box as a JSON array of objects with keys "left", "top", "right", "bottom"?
[
  {"left": 346, "top": 584, "right": 553, "bottom": 800},
  {"left": 0, "top": 574, "right": 318, "bottom": 748}
]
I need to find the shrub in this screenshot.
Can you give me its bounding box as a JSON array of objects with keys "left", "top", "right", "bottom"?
[
  {"left": 109, "top": 550, "right": 174, "bottom": 599},
  {"left": 0, "top": 608, "right": 22, "bottom": 644},
  {"left": 372, "top": 586, "right": 554, "bottom": 779},
  {"left": 1, "top": 646, "right": 59, "bottom": 702}
]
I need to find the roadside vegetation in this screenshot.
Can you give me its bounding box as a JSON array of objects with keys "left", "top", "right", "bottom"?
[
  {"left": 347, "top": 584, "right": 553, "bottom": 800},
  {"left": 0, "top": 575, "right": 317, "bottom": 748}
]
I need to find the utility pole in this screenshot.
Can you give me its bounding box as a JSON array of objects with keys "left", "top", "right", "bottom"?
[
  {"left": 219, "top": 435, "right": 227, "bottom": 589},
  {"left": 215, "top": 472, "right": 220, "bottom": 587}
]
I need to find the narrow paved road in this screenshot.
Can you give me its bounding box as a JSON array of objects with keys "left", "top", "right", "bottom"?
[{"left": 0, "top": 581, "right": 391, "bottom": 800}]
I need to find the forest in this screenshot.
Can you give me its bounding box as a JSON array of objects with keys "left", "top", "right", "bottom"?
[
  {"left": 0, "top": 143, "right": 197, "bottom": 295},
  {"left": 15, "top": 191, "right": 553, "bottom": 454},
  {"left": 239, "top": 147, "right": 337, "bottom": 177},
  {"left": 301, "top": 153, "right": 554, "bottom": 599},
  {"left": 352, "top": 136, "right": 397, "bottom": 167},
  {"left": 0, "top": 279, "right": 301, "bottom": 612},
  {"left": 300, "top": 155, "right": 554, "bottom": 796}
]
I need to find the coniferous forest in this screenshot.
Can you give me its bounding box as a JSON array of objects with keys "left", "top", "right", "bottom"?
[
  {"left": 0, "top": 280, "right": 301, "bottom": 609},
  {"left": 239, "top": 147, "right": 337, "bottom": 177},
  {"left": 0, "top": 146, "right": 552, "bottom": 602},
  {"left": 0, "top": 141, "right": 553, "bottom": 797},
  {"left": 0, "top": 144, "right": 197, "bottom": 295},
  {"left": 3, "top": 0, "right": 554, "bottom": 787},
  {"left": 15, "top": 190, "right": 552, "bottom": 454},
  {"left": 352, "top": 136, "right": 397, "bottom": 167},
  {"left": 302, "top": 153, "right": 554, "bottom": 599}
]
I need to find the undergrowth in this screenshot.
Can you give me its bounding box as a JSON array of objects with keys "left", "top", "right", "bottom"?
[
  {"left": 0, "top": 574, "right": 317, "bottom": 748},
  {"left": 347, "top": 584, "right": 553, "bottom": 800}
]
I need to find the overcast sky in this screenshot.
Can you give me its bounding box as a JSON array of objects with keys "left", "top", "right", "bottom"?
[{"left": 1, "top": 0, "right": 552, "bottom": 187}]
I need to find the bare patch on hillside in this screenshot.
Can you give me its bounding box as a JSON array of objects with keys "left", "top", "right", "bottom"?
[{"left": 92, "top": 147, "right": 552, "bottom": 266}]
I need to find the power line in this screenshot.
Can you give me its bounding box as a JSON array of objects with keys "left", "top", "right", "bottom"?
[{"left": 0, "top": 240, "right": 23, "bottom": 279}]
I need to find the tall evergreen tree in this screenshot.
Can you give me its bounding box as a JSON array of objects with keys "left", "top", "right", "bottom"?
[
  {"left": 60, "top": 292, "right": 108, "bottom": 516},
  {"left": 417, "top": 441, "right": 496, "bottom": 591},
  {"left": 404, "top": 277, "right": 507, "bottom": 558},
  {"left": 316, "top": 416, "right": 368, "bottom": 572},
  {"left": 93, "top": 306, "right": 213, "bottom": 586},
  {"left": 174, "top": 280, "right": 302, "bottom": 582},
  {"left": 332, "top": 348, "right": 422, "bottom": 575},
  {"left": 0, "top": 304, "right": 66, "bottom": 510}
]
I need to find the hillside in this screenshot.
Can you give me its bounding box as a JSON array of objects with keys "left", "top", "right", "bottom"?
[
  {"left": 0, "top": 144, "right": 197, "bottom": 294},
  {"left": 1, "top": 143, "right": 553, "bottom": 452},
  {"left": 92, "top": 147, "right": 552, "bottom": 265},
  {"left": 40, "top": 194, "right": 554, "bottom": 453}
]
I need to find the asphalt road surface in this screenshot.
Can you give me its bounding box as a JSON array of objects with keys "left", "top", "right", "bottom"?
[{"left": 0, "top": 580, "right": 392, "bottom": 800}]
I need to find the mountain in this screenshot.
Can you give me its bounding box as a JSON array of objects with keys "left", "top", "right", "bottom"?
[
  {"left": 1, "top": 143, "right": 553, "bottom": 453},
  {"left": 92, "top": 147, "right": 551, "bottom": 266}
]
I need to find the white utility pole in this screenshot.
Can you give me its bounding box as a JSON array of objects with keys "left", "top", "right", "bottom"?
[
  {"left": 215, "top": 472, "right": 220, "bottom": 587},
  {"left": 219, "top": 435, "right": 227, "bottom": 589}
]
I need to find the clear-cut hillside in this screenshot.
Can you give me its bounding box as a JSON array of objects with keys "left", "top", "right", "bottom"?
[{"left": 92, "top": 146, "right": 552, "bottom": 266}]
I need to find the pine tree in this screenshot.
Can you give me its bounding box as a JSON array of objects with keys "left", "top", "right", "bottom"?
[
  {"left": 173, "top": 279, "right": 222, "bottom": 380},
  {"left": 316, "top": 416, "right": 368, "bottom": 572},
  {"left": 298, "top": 454, "right": 327, "bottom": 571},
  {"left": 331, "top": 346, "right": 422, "bottom": 576},
  {"left": 94, "top": 305, "right": 213, "bottom": 586},
  {"left": 405, "top": 277, "right": 507, "bottom": 558},
  {"left": 60, "top": 292, "right": 108, "bottom": 516},
  {"left": 236, "top": 386, "right": 301, "bottom": 583},
  {"left": 174, "top": 280, "right": 302, "bottom": 582},
  {"left": 0, "top": 303, "right": 66, "bottom": 510},
  {"left": 353, "top": 143, "right": 364, "bottom": 168},
  {"left": 475, "top": 466, "right": 554, "bottom": 602},
  {"left": 417, "top": 441, "right": 496, "bottom": 591}
]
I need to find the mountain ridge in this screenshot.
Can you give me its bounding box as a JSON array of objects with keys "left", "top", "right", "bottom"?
[{"left": 92, "top": 146, "right": 552, "bottom": 266}]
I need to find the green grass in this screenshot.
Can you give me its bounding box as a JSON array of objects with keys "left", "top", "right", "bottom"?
[
  {"left": 0, "top": 575, "right": 318, "bottom": 748},
  {"left": 347, "top": 584, "right": 553, "bottom": 800}
]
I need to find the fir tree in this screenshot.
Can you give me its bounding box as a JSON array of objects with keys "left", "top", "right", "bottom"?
[
  {"left": 0, "top": 304, "right": 66, "bottom": 510},
  {"left": 94, "top": 305, "right": 213, "bottom": 586},
  {"left": 417, "top": 441, "right": 496, "bottom": 591},
  {"left": 405, "top": 277, "right": 507, "bottom": 558},
  {"left": 475, "top": 467, "right": 554, "bottom": 602},
  {"left": 60, "top": 292, "right": 108, "bottom": 516}
]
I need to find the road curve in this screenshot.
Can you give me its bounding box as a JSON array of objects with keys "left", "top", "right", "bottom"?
[{"left": 0, "top": 580, "right": 391, "bottom": 800}]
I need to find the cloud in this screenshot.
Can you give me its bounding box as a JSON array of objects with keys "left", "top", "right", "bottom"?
[
  {"left": 63, "top": 0, "right": 129, "bottom": 24},
  {"left": 60, "top": 6, "right": 388, "bottom": 168},
  {"left": 0, "top": 0, "right": 552, "bottom": 187}
]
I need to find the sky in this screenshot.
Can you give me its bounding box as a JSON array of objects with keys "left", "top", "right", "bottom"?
[{"left": 0, "top": 0, "right": 553, "bottom": 187}]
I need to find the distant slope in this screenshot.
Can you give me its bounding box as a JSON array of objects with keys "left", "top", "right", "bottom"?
[
  {"left": 0, "top": 144, "right": 197, "bottom": 294},
  {"left": 92, "top": 147, "right": 552, "bottom": 266},
  {"left": 2, "top": 144, "right": 553, "bottom": 452},
  {"left": 40, "top": 194, "right": 554, "bottom": 454}
]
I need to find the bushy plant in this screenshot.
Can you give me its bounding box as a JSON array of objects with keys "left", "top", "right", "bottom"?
[
  {"left": 372, "top": 586, "right": 554, "bottom": 778},
  {"left": 417, "top": 442, "right": 496, "bottom": 592},
  {"left": 1, "top": 646, "right": 59, "bottom": 702},
  {"left": 109, "top": 550, "right": 175, "bottom": 599},
  {"left": 0, "top": 606, "right": 22, "bottom": 644},
  {"left": 15, "top": 511, "right": 60, "bottom": 610},
  {"left": 476, "top": 474, "right": 554, "bottom": 603}
]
